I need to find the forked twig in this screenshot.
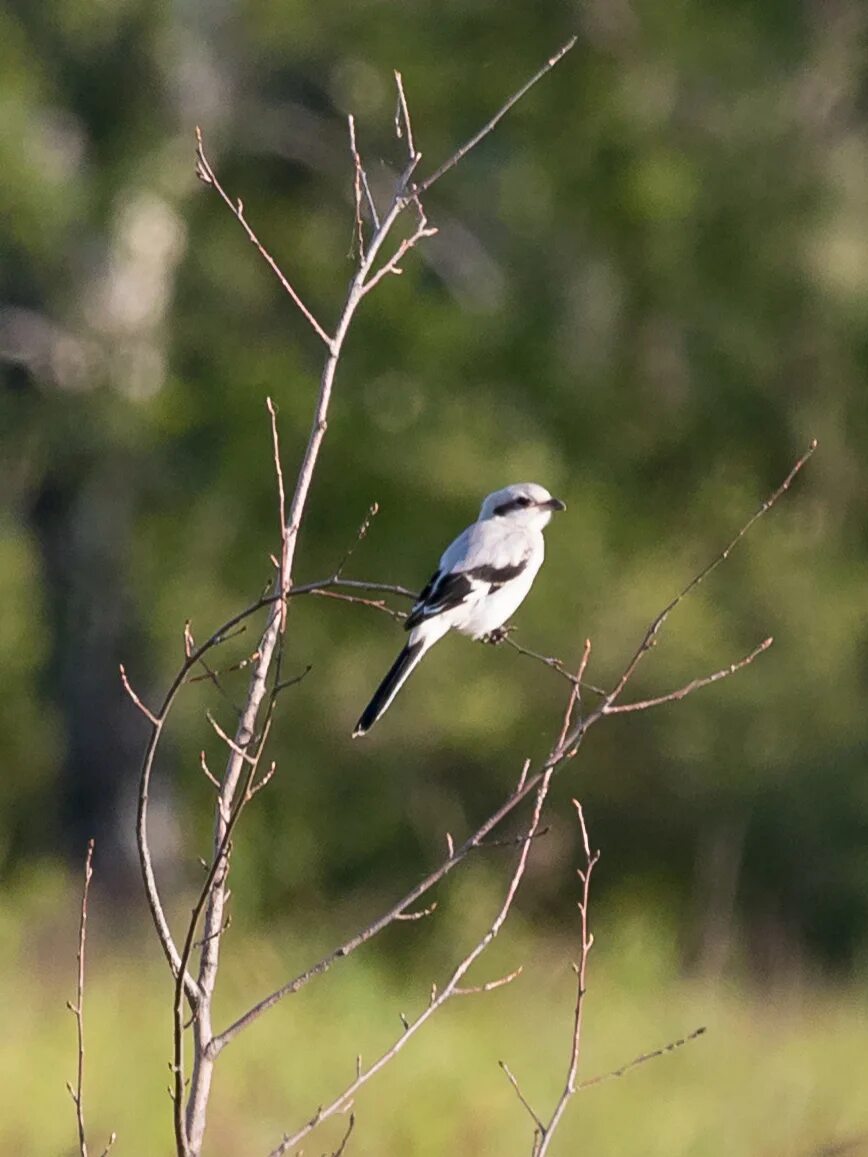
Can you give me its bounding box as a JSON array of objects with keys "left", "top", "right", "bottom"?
[
  {"left": 267, "top": 770, "right": 553, "bottom": 1156},
  {"left": 604, "top": 636, "right": 773, "bottom": 714},
  {"left": 570, "top": 439, "right": 818, "bottom": 749}
]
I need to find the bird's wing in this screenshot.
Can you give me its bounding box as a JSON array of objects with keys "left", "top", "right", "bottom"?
[{"left": 404, "top": 522, "right": 533, "bottom": 631}]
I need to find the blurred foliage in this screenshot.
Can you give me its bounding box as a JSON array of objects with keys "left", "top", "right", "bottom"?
[
  {"left": 3, "top": 878, "right": 868, "bottom": 1155},
  {"left": 2, "top": 0, "right": 868, "bottom": 979}
]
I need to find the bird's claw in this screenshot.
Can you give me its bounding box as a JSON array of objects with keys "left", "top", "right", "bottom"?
[{"left": 482, "top": 625, "right": 515, "bottom": 646}]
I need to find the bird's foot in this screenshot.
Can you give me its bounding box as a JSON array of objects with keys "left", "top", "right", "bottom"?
[{"left": 481, "top": 624, "right": 516, "bottom": 646}]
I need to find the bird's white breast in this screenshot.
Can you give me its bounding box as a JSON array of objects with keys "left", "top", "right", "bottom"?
[{"left": 451, "top": 551, "right": 543, "bottom": 639}]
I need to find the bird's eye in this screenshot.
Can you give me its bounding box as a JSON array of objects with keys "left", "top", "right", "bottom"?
[{"left": 515, "top": 496, "right": 531, "bottom": 507}]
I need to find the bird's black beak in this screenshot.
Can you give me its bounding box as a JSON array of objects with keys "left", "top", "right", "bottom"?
[{"left": 543, "top": 497, "right": 566, "bottom": 512}]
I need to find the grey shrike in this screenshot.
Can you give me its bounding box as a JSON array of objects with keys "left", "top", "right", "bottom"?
[{"left": 353, "top": 482, "right": 566, "bottom": 737}]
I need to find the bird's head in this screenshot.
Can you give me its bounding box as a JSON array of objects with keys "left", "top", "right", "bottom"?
[{"left": 479, "top": 482, "right": 566, "bottom": 529}]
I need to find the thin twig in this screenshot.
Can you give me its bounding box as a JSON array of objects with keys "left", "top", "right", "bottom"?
[
  {"left": 535, "top": 801, "right": 600, "bottom": 1156},
  {"left": 332, "top": 504, "right": 381, "bottom": 581},
  {"left": 504, "top": 636, "right": 607, "bottom": 696},
  {"left": 309, "top": 588, "right": 406, "bottom": 621},
  {"left": 566, "top": 440, "right": 818, "bottom": 752},
  {"left": 347, "top": 114, "right": 379, "bottom": 239},
  {"left": 394, "top": 71, "right": 418, "bottom": 162},
  {"left": 394, "top": 902, "right": 438, "bottom": 921},
  {"left": 360, "top": 202, "right": 438, "bottom": 296},
  {"left": 604, "top": 636, "right": 773, "bottom": 714},
  {"left": 267, "top": 398, "right": 290, "bottom": 633},
  {"left": 67, "top": 839, "right": 95, "bottom": 1157},
  {"left": 119, "top": 665, "right": 159, "bottom": 725},
  {"left": 347, "top": 115, "right": 367, "bottom": 262},
  {"left": 188, "top": 648, "right": 259, "bottom": 687},
  {"left": 331, "top": 1112, "right": 356, "bottom": 1157},
  {"left": 414, "top": 36, "right": 578, "bottom": 195},
  {"left": 576, "top": 1025, "right": 707, "bottom": 1091},
  {"left": 498, "top": 1062, "right": 546, "bottom": 1135},
  {"left": 195, "top": 129, "right": 332, "bottom": 348},
  {"left": 552, "top": 642, "right": 591, "bottom": 755}
]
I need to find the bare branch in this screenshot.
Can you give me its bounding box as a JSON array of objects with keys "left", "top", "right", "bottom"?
[
  {"left": 206, "top": 711, "right": 257, "bottom": 765},
  {"left": 199, "top": 751, "right": 222, "bottom": 793},
  {"left": 576, "top": 1025, "right": 707, "bottom": 1091},
  {"left": 414, "top": 36, "right": 578, "bottom": 195},
  {"left": 360, "top": 202, "right": 438, "bottom": 297},
  {"left": 67, "top": 838, "right": 95, "bottom": 1157},
  {"left": 184, "top": 155, "right": 437, "bottom": 1150},
  {"left": 119, "top": 664, "right": 159, "bottom": 725},
  {"left": 453, "top": 963, "right": 523, "bottom": 996},
  {"left": 394, "top": 902, "right": 438, "bottom": 922},
  {"left": 187, "top": 646, "right": 259, "bottom": 686},
  {"left": 552, "top": 641, "right": 591, "bottom": 755},
  {"left": 479, "top": 825, "right": 549, "bottom": 851},
  {"left": 350, "top": 112, "right": 380, "bottom": 232},
  {"left": 504, "top": 635, "right": 607, "bottom": 696},
  {"left": 535, "top": 801, "right": 600, "bottom": 1155},
  {"left": 298, "top": 576, "right": 417, "bottom": 600},
  {"left": 309, "top": 587, "right": 406, "bottom": 622},
  {"left": 195, "top": 128, "right": 333, "bottom": 348},
  {"left": 249, "top": 760, "right": 278, "bottom": 799},
  {"left": 574, "top": 440, "right": 817, "bottom": 746},
  {"left": 267, "top": 770, "right": 553, "bottom": 1155},
  {"left": 604, "top": 636, "right": 773, "bottom": 715},
  {"left": 393, "top": 70, "right": 419, "bottom": 162},
  {"left": 347, "top": 115, "right": 367, "bottom": 263},
  {"left": 267, "top": 397, "right": 289, "bottom": 633},
  {"left": 174, "top": 712, "right": 274, "bottom": 1154},
  {"left": 331, "top": 1112, "right": 356, "bottom": 1157},
  {"left": 498, "top": 1061, "right": 546, "bottom": 1135},
  {"left": 133, "top": 592, "right": 279, "bottom": 1011},
  {"left": 274, "top": 665, "right": 313, "bottom": 694}
]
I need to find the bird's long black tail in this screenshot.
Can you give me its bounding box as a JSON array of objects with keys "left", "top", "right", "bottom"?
[{"left": 353, "top": 639, "right": 426, "bottom": 737}]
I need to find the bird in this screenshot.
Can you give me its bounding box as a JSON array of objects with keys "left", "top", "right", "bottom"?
[{"left": 353, "top": 482, "right": 566, "bottom": 737}]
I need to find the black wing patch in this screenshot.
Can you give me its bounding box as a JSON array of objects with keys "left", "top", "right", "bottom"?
[
  {"left": 465, "top": 560, "right": 527, "bottom": 589},
  {"left": 404, "top": 570, "right": 473, "bottom": 630},
  {"left": 404, "top": 558, "right": 529, "bottom": 631}
]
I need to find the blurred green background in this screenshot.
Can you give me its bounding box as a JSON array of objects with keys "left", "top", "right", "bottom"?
[{"left": 2, "top": 0, "right": 868, "bottom": 1152}]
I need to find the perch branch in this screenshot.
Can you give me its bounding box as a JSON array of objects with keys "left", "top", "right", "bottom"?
[{"left": 210, "top": 442, "right": 814, "bottom": 1059}]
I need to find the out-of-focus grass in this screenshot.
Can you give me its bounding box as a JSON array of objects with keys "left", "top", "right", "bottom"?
[{"left": 3, "top": 871, "right": 868, "bottom": 1157}]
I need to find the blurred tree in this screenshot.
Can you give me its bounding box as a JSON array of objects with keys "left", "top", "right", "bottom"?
[{"left": 1, "top": 0, "right": 867, "bottom": 965}]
